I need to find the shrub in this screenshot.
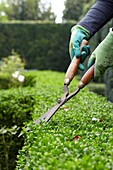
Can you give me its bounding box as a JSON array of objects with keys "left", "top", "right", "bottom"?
[
  {"left": 15, "top": 71, "right": 113, "bottom": 170},
  {"left": 0, "top": 51, "right": 25, "bottom": 89},
  {"left": 0, "top": 51, "right": 24, "bottom": 74},
  {"left": 0, "top": 87, "right": 37, "bottom": 170},
  {"left": 0, "top": 52, "right": 36, "bottom": 89}
]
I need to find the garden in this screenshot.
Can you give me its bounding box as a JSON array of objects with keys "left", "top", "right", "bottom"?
[{"left": 0, "top": 1, "right": 113, "bottom": 169}]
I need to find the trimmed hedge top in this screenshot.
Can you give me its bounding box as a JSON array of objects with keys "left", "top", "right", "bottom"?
[{"left": 16, "top": 71, "right": 113, "bottom": 170}]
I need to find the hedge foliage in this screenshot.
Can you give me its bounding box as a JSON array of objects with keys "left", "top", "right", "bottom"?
[
  {"left": 0, "top": 87, "right": 36, "bottom": 170},
  {"left": 15, "top": 70, "right": 113, "bottom": 170},
  {"left": 0, "top": 22, "right": 73, "bottom": 72}
]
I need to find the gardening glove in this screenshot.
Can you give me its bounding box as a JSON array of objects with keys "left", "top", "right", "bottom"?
[
  {"left": 69, "top": 25, "right": 90, "bottom": 71},
  {"left": 88, "top": 28, "right": 113, "bottom": 81}
]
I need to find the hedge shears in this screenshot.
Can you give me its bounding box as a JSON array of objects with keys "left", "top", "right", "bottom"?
[{"left": 35, "top": 40, "right": 94, "bottom": 124}]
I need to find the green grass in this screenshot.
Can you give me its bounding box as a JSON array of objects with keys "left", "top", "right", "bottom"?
[{"left": 14, "top": 70, "right": 113, "bottom": 170}]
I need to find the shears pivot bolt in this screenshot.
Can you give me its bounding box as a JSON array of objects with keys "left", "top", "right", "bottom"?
[{"left": 57, "top": 98, "right": 61, "bottom": 103}]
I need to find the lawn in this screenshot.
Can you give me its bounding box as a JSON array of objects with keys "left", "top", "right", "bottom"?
[{"left": 15, "top": 70, "right": 113, "bottom": 170}]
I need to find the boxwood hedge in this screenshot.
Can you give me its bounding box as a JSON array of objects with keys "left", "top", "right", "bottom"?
[
  {"left": 0, "top": 87, "right": 37, "bottom": 170},
  {"left": 15, "top": 71, "right": 113, "bottom": 170}
]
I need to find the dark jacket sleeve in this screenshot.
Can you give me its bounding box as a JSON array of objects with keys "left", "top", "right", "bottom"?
[{"left": 78, "top": 0, "right": 113, "bottom": 38}]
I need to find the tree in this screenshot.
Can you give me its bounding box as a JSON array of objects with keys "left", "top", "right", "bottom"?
[
  {"left": 63, "top": 0, "right": 96, "bottom": 22},
  {"left": 0, "top": 0, "right": 56, "bottom": 21},
  {"left": 63, "top": 0, "right": 83, "bottom": 21},
  {"left": 82, "top": 0, "right": 96, "bottom": 16}
]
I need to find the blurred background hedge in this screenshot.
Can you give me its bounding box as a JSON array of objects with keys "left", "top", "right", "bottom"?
[{"left": 0, "top": 21, "right": 72, "bottom": 72}]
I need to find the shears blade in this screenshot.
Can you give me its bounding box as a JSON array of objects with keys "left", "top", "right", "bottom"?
[{"left": 34, "top": 87, "right": 80, "bottom": 124}]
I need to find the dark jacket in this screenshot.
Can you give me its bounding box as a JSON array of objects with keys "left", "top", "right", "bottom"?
[{"left": 78, "top": 0, "right": 113, "bottom": 38}]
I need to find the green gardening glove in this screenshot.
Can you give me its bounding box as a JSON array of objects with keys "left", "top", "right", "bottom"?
[
  {"left": 88, "top": 28, "right": 113, "bottom": 81},
  {"left": 69, "top": 25, "right": 90, "bottom": 71}
]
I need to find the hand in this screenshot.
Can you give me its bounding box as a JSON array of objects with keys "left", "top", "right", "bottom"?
[
  {"left": 88, "top": 28, "right": 113, "bottom": 81},
  {"left": 69, "top": 25, "right": 90, "bottom": 71}
]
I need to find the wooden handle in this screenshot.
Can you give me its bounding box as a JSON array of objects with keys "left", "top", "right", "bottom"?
[
  {"left": 64, "top": 39, "right": 88, "bottom": 85},
  {"left": 64, "top": 57, "right": 80, "bottom": 85},
  {"left": 78, "top": 64, "right": 94, "bottom": 89}
]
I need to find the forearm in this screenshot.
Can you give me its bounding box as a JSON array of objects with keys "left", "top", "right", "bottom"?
[{"left": 78, "top": 0, "right": 113, "bottom": 38}]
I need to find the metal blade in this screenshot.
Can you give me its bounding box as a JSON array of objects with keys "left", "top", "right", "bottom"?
[
  {"left": 45, "top": 88, "right": 80, "bottom": 122},
  {"left": 34, "top": 87, "right": 80, "bottom": 124},
  {"left": 34, "top": 104, "right": 58, "bottom": 124},
  {"left": 44, "top": 102, "right": 64, "bottom": 122},
  {"left": 34, "top": 112, "right": 48, "bottom": 124},
  {"left": 34, "top": 90, "right": 68, "bottom": 124}
]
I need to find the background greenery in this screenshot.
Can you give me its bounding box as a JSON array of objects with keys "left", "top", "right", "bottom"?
[
  {"left": 0, "top": 0, "right": 56, "bottom": 21},
  {"left": 0, "top": 20, "right": 111, "bottom": 72},
  {"left": 0, "top": 0, "right": 96, "bottom": 22},
  {"left": 0, "top": 21, "right": 72, "bottom": 72}
]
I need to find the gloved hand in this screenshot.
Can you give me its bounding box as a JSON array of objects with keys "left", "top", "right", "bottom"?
[
  {"left": 88, "top": 28, "right": 113, "bottom": 81},
  {"left": 69, "top": 25, "right": 90, "bottom": 71}
]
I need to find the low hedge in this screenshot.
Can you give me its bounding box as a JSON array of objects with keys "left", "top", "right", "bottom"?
[
  {"left": 0, "top": 71, "right": 37, "bottom": 170},
  {"left": 15, "top": 71, "right": 113, "bottom": 170},
  {"left": 0, "top": 87, "right": 37, "bottom": 170}
]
